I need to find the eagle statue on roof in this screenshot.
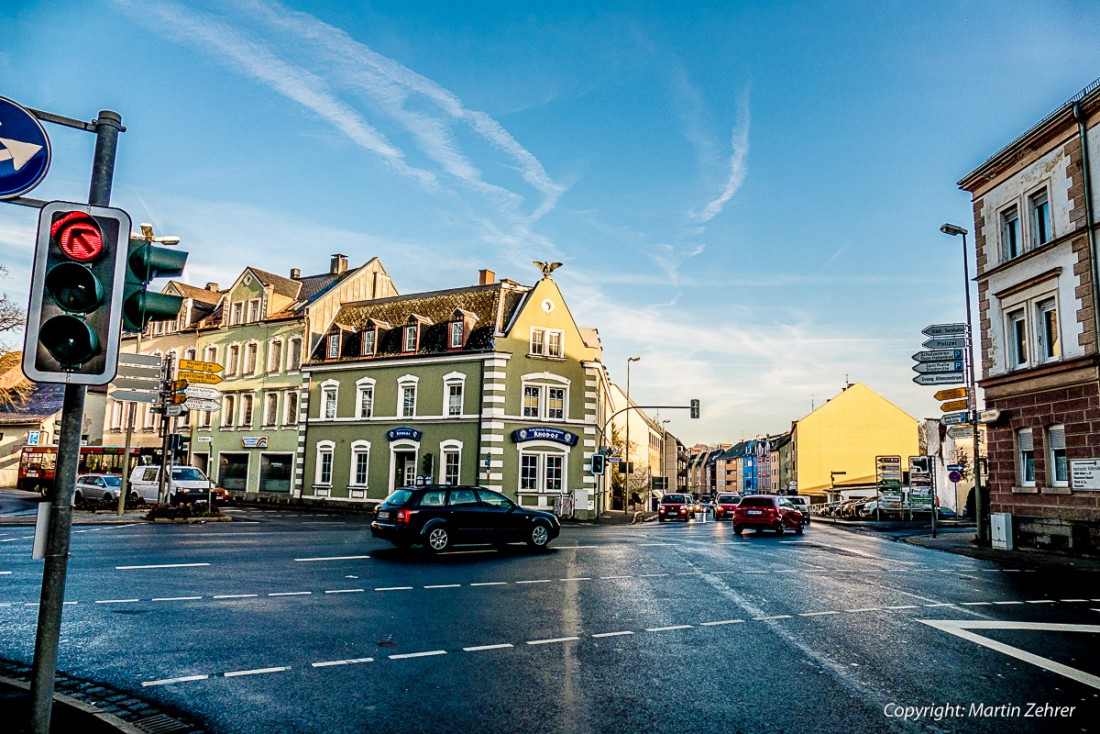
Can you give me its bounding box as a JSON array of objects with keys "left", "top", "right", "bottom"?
[{"left": 532, "top": 261, "right": 563, "bottom": 278}]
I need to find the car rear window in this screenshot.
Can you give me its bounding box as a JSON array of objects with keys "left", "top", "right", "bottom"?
[
  {"left": 383, "top": 489, "right": 414, "bottom": 506},
  {"left": 739, "top": 497, "right": 774, "bottom": 508},
  {"left": 102, "top": 476, "right": 122, "bottom": 487},
  {"left": 663, "top": 494, "right": 688, "bottom": 503},
  {"left": 716, "top": 494, "right": 737, "bottom": 502}
]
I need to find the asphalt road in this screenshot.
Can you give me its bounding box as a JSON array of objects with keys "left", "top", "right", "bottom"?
[{"left": 1, "top": 498, "right": 1098, "bottom": 734}]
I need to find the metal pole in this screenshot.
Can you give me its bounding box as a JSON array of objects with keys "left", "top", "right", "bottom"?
[
  {"left": 29, "top": 109, "right": 122, "bottom": 734},
  {"left": 116, "top": 401, "right": 136, "bottom": 515},
  {"left": 625, "top": 359, "right": 631, "bottom": 515},
  {"left": 961, "top": 232, "right": 987, "bottom": 544},
  {"left": 157, "top": 353, "right": 174, "bottom": 504},
  {"left": 931, "top": 455, "right": 938, "bottom": 538}
]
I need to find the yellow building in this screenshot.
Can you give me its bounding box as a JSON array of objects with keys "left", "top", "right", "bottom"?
[{"left": 790, "top": 382, "right": 918, "bottom": 498}]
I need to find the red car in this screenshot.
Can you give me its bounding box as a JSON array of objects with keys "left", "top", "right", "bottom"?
[
  {"left": 733, "top": 495, "right": 804, "bottom": 536},
  {"left": 712, "top": 493, "right": 741, "bottom": 520},
  {"left": 657, "top": 493, "right": 696, "bottom": 522}
]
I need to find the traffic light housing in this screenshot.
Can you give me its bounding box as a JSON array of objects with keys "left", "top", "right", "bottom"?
[
  {"left": 23, "top": 202, "right": 130, "bottom": 385},
  {"left": 591, "top": 453, "right": 605, "bottom": 475},
  {"left": 690, "top": 398, "right": 700, "bottom": 419},
  {"left": 122, "top": 234, "right": 187, "bottom": 333}
]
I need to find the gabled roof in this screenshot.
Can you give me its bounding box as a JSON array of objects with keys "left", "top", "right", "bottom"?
[
  {"left": 313, "top": 282, "right": 531, "bottom": 362},
  {"left": 168, "top": 281, "right": 222, "bottom": 306},
  {"left": 249, "top": 268, "right": 303, "bottom": 299}
]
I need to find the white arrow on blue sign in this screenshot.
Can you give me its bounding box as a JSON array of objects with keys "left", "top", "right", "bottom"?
[
  {"left": 922, "top": 323, "right": 967, "bottom": 337},
  {"left": 0, "top": 96, "right": 51, "bottom": 200}
]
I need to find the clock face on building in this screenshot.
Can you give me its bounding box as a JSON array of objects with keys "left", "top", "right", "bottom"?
[{"left": 541, "top": 298, "right": 555, "bottom": 313}]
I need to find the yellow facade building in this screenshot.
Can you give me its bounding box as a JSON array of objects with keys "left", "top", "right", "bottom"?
[{"left": 790, "top": 382, "right": 918, "bottom": 498}]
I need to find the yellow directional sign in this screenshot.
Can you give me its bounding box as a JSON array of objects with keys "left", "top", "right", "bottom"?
[
  {"left": 934, "top": 387, "right": 968, "bottom": 402},
  {"left": 940, "top": 399, "right": 969, "bottom": 412},
  {"left": 179, "top": 359, "right": 223, "bottom": 374},
  {"left": 178, "top": 370, "right": 223, "bottom": 385}
]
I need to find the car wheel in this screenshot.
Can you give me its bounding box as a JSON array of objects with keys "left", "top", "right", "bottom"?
[
  {"left": 796, "top": 523, "right": 804, "bottom": 535},
  {"left": 73, "top": 491, "right": 83, "bottom": 505},
  {"left": 425, "top": 525, "right": 451, "bottom": 553},
  {"left": 130, "top": 492, "right": 141, "bottom": 504},
  {"left": 733, "top": 525, "right": 743, "bottom": 536},
  {"left": 775, "top": 523, "right": 785, "bottom": 536},
  {"left": 527, "top": 523, "right": 551, "bottom": 550},
  {"left": 103, "top": 492, "right": 114, "bottom": 502}
]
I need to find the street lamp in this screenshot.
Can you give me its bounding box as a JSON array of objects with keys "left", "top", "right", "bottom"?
[
  {"left": 940, "top": 223, "right": 987, "bottom": 544},
  {"left": 625, "top": 355, "right": 640, "bottom": 514}
]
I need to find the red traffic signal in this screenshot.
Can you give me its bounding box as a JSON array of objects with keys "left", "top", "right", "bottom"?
[{"left": 52, "top": 211, "right": 105, "bottom": 262}]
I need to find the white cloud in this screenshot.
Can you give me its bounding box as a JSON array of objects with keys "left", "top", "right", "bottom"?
[{"left": 693, "top": 88, "right": 751, "bottom": 224}]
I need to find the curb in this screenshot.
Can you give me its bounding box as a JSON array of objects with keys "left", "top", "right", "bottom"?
[{"left": 0, "top": 675, "right": 145, "bottom": 734}]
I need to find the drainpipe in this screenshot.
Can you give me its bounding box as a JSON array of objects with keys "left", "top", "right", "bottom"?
[{"left": 1073, "top": 102, "right": 1100, "bottom": 349}]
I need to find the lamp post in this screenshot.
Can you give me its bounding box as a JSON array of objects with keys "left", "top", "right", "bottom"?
[
  {"left": 940, "top": 223, "right": 987, "bottom": 544},
  {"left": 625, "top": 356, "right": 640, "bottom": 514}
]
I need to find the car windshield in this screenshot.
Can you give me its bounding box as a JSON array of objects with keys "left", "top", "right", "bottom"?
[
  {"left": 102, "top": 476, "right": 122, "bottom": 487},
  {"left": 740, "top": 497, "right": 773, "bottom": 508},
  {"left": 384, "top": 489, "right": 414, "bottom": 506},
  {"left": 717, "top": 495, "right": 737, "bottom": 503},
  {"left": 663, "top": 494, "right": 688, "bottom": 503},
  {"left": 171, "top": 468, "right": 206, "bottom": 482}
]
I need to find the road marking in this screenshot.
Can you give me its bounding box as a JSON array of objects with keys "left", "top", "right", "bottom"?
[
  {"left": 142, "top": 675, "right": 209, "bottom": 687},
  {"left": 294, "top": 555, "right": 371, "bottom": 562},
  {"left": 844, "top": 608, "right": 881, "bottom": 613},
  {"left": 424, "top": 584, "right": 462, "bottom": 589},
  {"left": 213, "top": 594, "right": 258, "bottom": 599},
  {"left": 374, "top": 586, "right": 414, "bottom": 592},
  {"left": 591, "top": 631, "right": 634, "bottom": 638},
  {"left": 646, "top": 625, "right": 693, "bottom": 632},
  {"left": 95, "top": 599, "right": 139, "bottom": 604},
  {"left": 324, "top": 589, "right": 364, "bottom": 594},
  {"left": 0, "top": 571, "right": 11, "bottom": 575},
  {"left": 700, "top": 619, "right": 745, "bottom": 626},
  {"left": 993, "top": 601, "right": 1023, "bottom": 605},
  {"left": 268, "top": 591, "right": 312, "bottom": 597},
  {"left": 389, "top": 650, "right": 446, "bottom": 660},
  {"left": 152, "top": 596, "right": 202, "bottom": 602},
  {"left": 599, "top": 575, "right": 633, "bottom": 580},
  {"left": 560, "top": 577, "right": 592, "bottom": 582},
  {"left": 557, "top": 545, "right": 597, "bottom": 549},
  {"left": 463, "top": 644, "right": 514, "bottom": 651},
  {"left": 223, "top": 666, "right": 290, "bottom": 678},
  {"left": 799, "top": 611, "right": 840, "bottom": 617},
  {"left": 920, "top": 620, "right": 1100, "bottom": 691},
  {"left": 116, "top": 563, "right": 211, "bottom": 570},
  {"left": 638, "top": 543, "right": 678, "bottom": 547},
  {"left": 1060, "top": 599, "right": 1089, "bottom": 603},
  {"left": 639, "top": 573, "right": 669, "bottom": 578},
  {"left": 312, "top": 657, "right": 374, "bottom": 667},
  {"left": 527, "top": 637, "right": 580, "bottom": 645},
  {"left": 753, "top": 615, "right": 793, "bottom": 621},
  {"left": 1026, "top": 600, "right": 1056, "bottom": 604},
  {"left": 515, "top": 579, "right": 553, "bottom": 585},
  {"left": 469, "top": 582, "right": 507, "bottom": 587},
  {"left": 885, "top": 605, "right": 918, "bottom": 610},
  {"left": 960, "top": 602, "right": 991, "bottom": 606}
]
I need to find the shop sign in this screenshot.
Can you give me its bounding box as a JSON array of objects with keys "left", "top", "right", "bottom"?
[
  {"left": 512, "top": 427, "right": 578, "bottom": 446},
  {"left": 242, "top": 436, "right": 268, "bottom": 449},
  {"left": 386, "top": 427, "right": 423, "bottom": 442}
]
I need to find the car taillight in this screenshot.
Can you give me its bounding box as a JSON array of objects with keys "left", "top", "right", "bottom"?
[{"left": 396, "top": 509, "right": 413, "bottom": 524}]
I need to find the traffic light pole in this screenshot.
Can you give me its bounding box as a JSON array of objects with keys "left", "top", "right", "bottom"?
[
  {"left": 157, "top": 352, "right": 175, "bottom": 504},
  {"left": 29, "top": 110, "right": 123, "bottom": 734}
]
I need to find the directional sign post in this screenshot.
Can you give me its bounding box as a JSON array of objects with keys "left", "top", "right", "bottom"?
[
  {"left": 0, "top": 96, "right": 51, "bottom": 200},
  {"left": 185, "top": 385, "right": 222, "bottom": 401},
  {"left": 934, "top": 387, "right": 968, "bottom": 402},
  {"left": 179, "top": 359, "right": 222, "bottom": 373},
  {"left": 922, "top": 323, "right": 967, "bottom": 337},
  {"left": 183, "top": 397, "right": 221, "bottom": 412},
  {"left": 941, "top": 411, "right": 972, "bottom": 426},
  {"left": 940, "top": 398, "right": 970, "bottom": 412},
  {"left": 178, "top": 370, "right": 223, "bottom": 385},
  {"left": 913, "top": 372, "right": 966, "bottom": 386}
]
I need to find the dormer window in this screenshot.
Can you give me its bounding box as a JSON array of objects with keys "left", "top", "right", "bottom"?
[
  {"left": 362, "top": 328, "right": 376, "bottom": 357},
  {"left": 404, "top": 325, "right": 418, "bottom": 353},
  {"left": 327, "top": 331, "right": 341, "bottom": 360},
  {"left": 449, "top": 321, "right": 463, "bottom": 349}
]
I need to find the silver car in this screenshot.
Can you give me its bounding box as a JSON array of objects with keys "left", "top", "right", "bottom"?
[{"left": 73, "top": 474, "right": 127, "bottom": 504}]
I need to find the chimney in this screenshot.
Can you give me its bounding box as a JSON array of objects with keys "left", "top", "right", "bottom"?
[
  {"left": 478, "top": 269, "right": 495, "bottom": 286},
  {"left": 290, "top": 268, "right": 301, "bottom": 279},
  {"left": 330, "top": 254, "right": 348, "bottom": 275},
  {"left": 205, "top": 282, "right": 219, "bottom": 291}
]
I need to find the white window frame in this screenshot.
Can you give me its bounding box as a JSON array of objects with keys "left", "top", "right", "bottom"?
[
  {"left": 327, "top": 332, "right": 340, "bottom": 360},
  {"left": 1002, "top": 204, "right": 1021, "bottom": 260},
  {"left": 283, "top": 390, "right": 299, "bottom": 427},
  {"left": 361, "top": 328, "right": 376, "bottom": 357},
  {"left": 442, "top": 372, "right": 466, "bottom": 417},
  {"left": 520, "top": 374, "right": 570, "bottom": 421},
  {"left": 1036, "top": 297, "right": 1060, "bottom": 362},
  {"left": 1017, "top": 428, "right": 1035, "bottom": 487},
  {"left": 231, "top": 302, "right": 243, "bottom": 325},
  {"left": 315, "top": 440, "right": 335, "bottom": 487},
  {"left": 268, "top": 340, "right": 283, "bottom": 374},
  {"left": 449, "top": 321, "right": 463, "bottom": 349},
  {"left": 244, "top": 341, "right": 259, "bottom": 376},
  {"left": 240, "top": 393, "right": 254, "bottom": 428},
  {"left": 223, "top": 395, "right": 237, "bottom": 428},
  {"left": 1047, "top": 424, "right": 1068, "bottom": 487},
  {"left": 203, "top": 345, "right": 218, "bottom": 365},
  {"left": 110, "top": 400, "right": 124, "bottom": 430},
  {"left": 287, "top": 337, "right": 303, "bottom": 372},
  {"left": 1007, "top": 309, "right": 1028, "bottom": 369},
  {"left": 517, "top": 446, "right": 567, "bottom": 494},
  {"left": 439, "top": 439, "right": 463, "bottom": 486},
  {"left": 320, "top": 380, "right": 339, "bottom": 420},
  {"left": 397, "top": 375, "right": 419, "bottom": 418},
  {"left": 349, "top": 440, "right": 371, "bottom": 488},
  {"left": 403, "top": 325, "right": 418, "bottom": 353},
  {"left": 356, "top": 377, "right": 376, "bottom": 419},
  {"left": 263, "top": 391, "right": 280, "bottom": 427},
  {"left": 248, "top": 298, "right": 261, "bottom": 323},
  {"left": 1029, "top": 188, "right": 1051, "bottom": 249},
  {"left": 226, "top": 344, "right": 241, "bottom": 377}
]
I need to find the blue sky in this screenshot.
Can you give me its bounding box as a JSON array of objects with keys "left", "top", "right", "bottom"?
[{"left": 1, "top": 1, "right": 1098, "bottom": 445}]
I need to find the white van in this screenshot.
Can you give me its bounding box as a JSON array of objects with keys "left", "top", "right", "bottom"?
[{"left": 128, "top": 465, "right": 222, "bottom": 504}]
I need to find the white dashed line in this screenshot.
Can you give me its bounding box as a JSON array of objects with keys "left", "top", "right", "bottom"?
[
  {"left": 0, "top": 571, "right": 12, "bottom": 575},
  {"left": 95, "top": 599, "right": 139, "bottom": 604},
  {"left": 268, "top": 591, "right": 312, "bottom": 597},
  {"left": 560, "top": 577, "right": 592, "bottom": 582},
  {"left": 375, "top": 586, "right": 414, "bottom": 592},
  {"left": 324, "top": 589, "right": 364, "bottom": 594},
  {"left": 527, "top": 637, "right": 580, "bottom": 646},
  {"left": 424, "top": 584, "right": 461, "bottom": 590},
  {"left": 961, "top": 602, "right": 991, "bottom": 606},
  {"left": 223, "top": 666, "right": 290, "bottom": 678},
  {"left": 599, "top": 575, "right": 633, "bottom": 580},
  {"left": 389, "top": 650, "right": 446, "bottom": 660},
  {"left": 591, "top": 631, "right": 634, "bottom": 638},
  {"left": 152, "top": 596, "right": 202, "bottom": 602},
  {"left": 844, "top": 608, "right": 881, "bottom": 613},
  {"left": 116, "top": 563, "right": 211, "bottom": 570},
  {"left": 142, "top": 675, "right": 209, "bottom": 687},
  {"left": 463, "top": 644, "right": 515, "bottom": 652},
  {"left": 885, "top": 605, "right": 918, "bottom": 610},
  {"left": 213, "top": 594, "right": 258, "bottom": 600},
  {"left": 753, "top": 615, "right": 793, "bottom": 621},
  {"left": 294, "top": 555, "right": 371, "bottom": 562},
  {"left": 993, "top": 601, "right": 1024, "bottom": 606},
  {"left": 469, "top": 582, "right": 507, "bottom": 587},
  {"left": 923, "top": 603, "right": 956, "bottom": 608},
  {"left": 1060, "top": 599, "right": 1089, "bottom": 603},
  {"left": 1026, "top": 600, "right": 1056, "bottom": 604},
  {"left": 639, "top": 573, "right": 669, "bottom": 578},
  {"left": 799, "top": 611, "right": 840, "bottom": 617},
  {"left": 646, "top": 625, "right": 693, "bottom": 632},
  {"left": 515, "top": 579, "right": 553, "bottom": 585},
  {"left": 312, "top": 658, "right": 374, "bottom": 667},
  {"left": 700, "top": 619, "right": 746, "bottom": 626}
]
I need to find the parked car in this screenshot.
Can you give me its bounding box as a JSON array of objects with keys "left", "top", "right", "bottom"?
[
  {"left": 657, "top": 493, "right": 695, "bottom": 522},
  {"left": 73, "top": 474, "right": 133, "bottom": 504},
  {"left": 127, "top": 465, "right": 227, "bottom": 505},
  {"left": 785, "top": 495, "right": 811, "bottom": 525},
  {"left": 371, "top": 485, "right": 561, "bottom": 553},
  {"left": 732, "top": 495, "right": 804, "bottom": 536},
  {"left": 712, "top": 493, "right": 741, "bottom": 520}
]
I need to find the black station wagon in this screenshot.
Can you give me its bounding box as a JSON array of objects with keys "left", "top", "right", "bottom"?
[{"left": 371, "top": 485, "right": 561, "bottom": 553}]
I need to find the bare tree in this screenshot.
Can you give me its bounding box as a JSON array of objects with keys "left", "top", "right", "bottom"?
[{"left": 0, "top": 265, "right": 25, "bottom": 345}]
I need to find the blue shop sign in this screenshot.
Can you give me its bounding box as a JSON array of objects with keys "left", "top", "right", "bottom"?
[
  {"left": 387, "top": 427, "right": 423, "bottom": 441},
  {"left": 512, "top": 427, "right": 578, "bottom": 446}
]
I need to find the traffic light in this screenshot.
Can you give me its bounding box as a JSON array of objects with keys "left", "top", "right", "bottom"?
[
  {"left": 122, "top": 225, "right": 187, "bottom": 333},
  {"left": 690, "top": 399, "right": 700, "bottom": 419},
  {"left": 591, "top": 453, "right": 605, "bottom": 475},
  {"left": 23, "top": 202, "right": 130, "bottom": 385}
]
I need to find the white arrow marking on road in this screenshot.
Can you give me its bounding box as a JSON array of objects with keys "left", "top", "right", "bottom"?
[
  {"left": 0, "top": 137, "right": 43, "bottom": 171},
  {"left": 920, "top": 620, "right": 1100, "bottom": 690}
]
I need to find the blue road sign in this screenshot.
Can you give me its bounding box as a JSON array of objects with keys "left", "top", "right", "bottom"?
[{"left": 0, "top": 96, "right": 50, "bottom": 200}]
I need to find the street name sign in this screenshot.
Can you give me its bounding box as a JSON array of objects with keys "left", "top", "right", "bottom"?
[
  {"left": 922, "top": 323, "right": 967, "bottom": 337},
  {"left": 165, "top": 404, "right": 184, "bottom": 417},
  {"left": 947, "top": 425, "right": 973, "bottom": 439},
  {"left": 912, "top": 361, "right": 964, "bottom": 374},
  {"left": 934, "top": 387, "right": 968, "bottom": 401},
  {"left": 914, "top": 373, "right": 965, "bottom": 386},
  {"left": 979, "top": 409, "right": 1002, "bottom": 423},
  {"left": 178, "top": 370, "right": 223, "bottom": 385},
  {"left": 912, "top": 349, "right": 963, "bottom": 363},
  {"left": 179, "top": 359, "right": 222, "bottom": 373},
  {"left": 116, "top": 363, "right": 161, "bottom": 381},
  {"left": 108, "top": 389, "right": 158, "bottom": 404},
  {"left": 940, "top": 399, "right": 970, "bottom": 412},
  {"left": 923, "top": 337, "right": 966, "bottom": 350},
  {"left": 183, "top": 398, "right": 221, "bottom": 412},
  {"left": 112, "top": 376, "right": 158, "bottom": 391},
  {"left": 185, "top": 385, "right": 222, "bottom": 400},
  {"left": 0, "top": 96, "right": 51, "bottom": 199},
  {"left": 119, "top": 353, "right": 162, "bottom": 367},
  {"left": 941, "top": 411, "right": 971, "bottom": 425}
]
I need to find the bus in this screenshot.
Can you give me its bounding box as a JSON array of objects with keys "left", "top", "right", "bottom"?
[{"left": 18, "top": 445, "right": 159, "bottom": 494}]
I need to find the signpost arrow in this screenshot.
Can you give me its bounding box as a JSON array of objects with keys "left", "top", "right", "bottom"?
[
  {"left": 0, "top": 96, "right": 51, "bottom": 200},
  {"left": 179, "top": 359, "right": 223, "bottom": 374},
  {"left": 912, "top": 349, "right": 964, "bottom": 363},
  {"left": 979, "top": 409, "right": 1002, "bottom": 424},
  {"left": 941, "top": 411, "right": 972, "bottom": 425},
  {"left": 184, "top": 385, "right": 222, "bottom": 400},
  {"left": 912, "top": 361, "right": 964, "bottom": 374},
  {"left": 111, "top": 376, "right": 159, "bottom": 391},
  {"left": 116, "top": 364, "right": 161, "bottom": 381},
  {"left": 177, "top": 370, "right": 223, "bottom": 385},
  {"left": 182, "top": 398, "right": 221, "bottom": 412},
  {"left": 940, "top": 399, "right": 970, "bottom": 412},
  {"left": 108, "top": 389, "right": 159, "bottom": 404},
  {"left": 923, "top": 337, "right": 967, "bottom": 350},
  {"left": 914, "top": 373, "right": 966, "bottom": 386},
  {"left": 934, "top": 387, "right": 968, "bottom": 401},
  {"left": 922, "top": 323, "right": 967, "bottom": 337},
  {"left": 118, "top": 353, "right": 162, "bottom": 367}
]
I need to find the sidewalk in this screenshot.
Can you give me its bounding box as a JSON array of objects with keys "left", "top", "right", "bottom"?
[{"left": 903, "top": 528, "right": 1100, "bottom": 572}]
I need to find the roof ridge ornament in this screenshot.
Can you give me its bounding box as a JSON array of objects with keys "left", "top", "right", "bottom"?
[{"left": 532, "top": 260, "right": 563, "bottom": 279}]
